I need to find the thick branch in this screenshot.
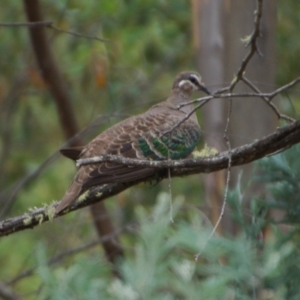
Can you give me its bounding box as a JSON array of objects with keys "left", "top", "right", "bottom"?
[
  {"left": 1, "top": 118, "right": 300, "bottom": 237},
  {"left": 77, "top": 119, "right": 300, "bottom": 168}
]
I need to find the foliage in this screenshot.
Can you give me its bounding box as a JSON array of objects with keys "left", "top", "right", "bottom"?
[
  {"left": 36, "top": 194, "right": 260, "bottom": 300},
  {"left": 258, "top": 145, "right": 300, "bottom": 224},
  {"left": 256, "top": 144, "right": 300, "bottom": 299},
  {"left": 277, "top": 1, "right": 300, "bottom": 86},
  {"left": 276, "top": 1, "right": 300, "bottom": 115}
]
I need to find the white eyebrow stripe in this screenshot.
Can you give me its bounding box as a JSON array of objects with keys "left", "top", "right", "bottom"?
[{"left": 178, "top": 79, "right": 190, "bottom": 87}]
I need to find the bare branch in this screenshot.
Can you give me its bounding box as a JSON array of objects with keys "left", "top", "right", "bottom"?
[
  {"left": 1, "top": 118, "right": 300, "bottom": 237},
  {"left": 0, "top": 21, "right": 52, "bottom": 27},
  {"left": 182, "top": 79, "right": 300, "bottom": 107},
  {"left": 268, "top": 76, "right": 300, "bottom": 99},
  {"left": 206, "top": 0, "right": 262, "bottom": 95},
  {"left": 210, "top": 0, "right": 263, "bottom": 96},
  {"left": 163, "top": 97, "right": 212, "bottom": 137},
  {"left": 229, "top": 0, "right": 263, "bottom": 91},
  {"left": 177, "top": 75, "right": 300, "bottom": 123},
  {"left": 0, "top": 21, "right": 108, "bottom": 42},
  {"left": 8, "top": 227, "right": 126, "bottom": 285},
  {"left": 241, "top": 76, "right": 295, "bottom": 122},
  {"left": 48, "top": 24, "right": 109, "bottom": 42},
  {"left": 195, "top": 95, "right": 234, "bottom": 261}
]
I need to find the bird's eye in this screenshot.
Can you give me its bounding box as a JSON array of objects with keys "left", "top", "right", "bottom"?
[{"left": 189, "top": 75, "right": 199, "bottom": 85}]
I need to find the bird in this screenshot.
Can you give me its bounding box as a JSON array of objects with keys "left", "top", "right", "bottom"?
[{"left": 55, "top": 71, "right": 210, "bottom": 215}]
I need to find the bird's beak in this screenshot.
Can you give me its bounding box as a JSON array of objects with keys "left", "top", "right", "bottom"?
[{"left": 199, "top": 82, "right": 211, "bottom": 95}]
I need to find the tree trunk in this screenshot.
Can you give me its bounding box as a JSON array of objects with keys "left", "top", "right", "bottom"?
[{"left": 23, "top": 0, "right": 123, "bottom": 268}]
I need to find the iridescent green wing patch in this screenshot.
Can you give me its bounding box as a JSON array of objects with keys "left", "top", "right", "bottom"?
[{"left": 138, "top": 126, "right": 201, "bottom": 160}]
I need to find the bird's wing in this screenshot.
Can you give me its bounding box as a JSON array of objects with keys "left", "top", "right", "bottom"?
[
  {"left": 81, "top": 109, "right": 201, "bottom": 189},
  {"left": 56, "top": 109, "right": 201, "bottom": 214}
]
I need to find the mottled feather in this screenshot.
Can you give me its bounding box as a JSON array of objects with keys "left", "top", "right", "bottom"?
[{"left": 55, "top": 71, "right": 209, "bottom": 214}]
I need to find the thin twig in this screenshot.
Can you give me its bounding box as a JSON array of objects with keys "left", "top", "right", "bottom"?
[
  {"left": 195, "top": 96, "right": 233, "bottom": 261},
  {"left": 268, "top": 76, "right": 300, "bottom": 99},
  {"left": 230, "top": 0, "right": 263, "bottom": 91},
  {"left": 179, "top": 75, "right": 300, "bottom": 109},
  {"left": 0, "top": 21, "right": 52, "bottom": 27},
  {"left": 161, "top": 97, "right": 212, "bottom": 138},
  {"left": 176, "top": 74, "right": 300, "bottom": 123},
  {"left": 167, "top": 167, "right": 174, "bottom": 223},
  {"left": 7, "top": 227, "right": 126, "bottom": 285},
  {"left": 0, "top": 21, "right": 108, "bottom": 42},
  {"left": 241, "top": 76, "right": 294, "bottom": 122},
  {"left": 0, "top": 153, "right": 59, "bottom": 219},
  {"left": 0, "top": 113, "right": 123, "bottom": 218},
  {"left": 48, "top": 24, "right": 109, "bottom": 42}
]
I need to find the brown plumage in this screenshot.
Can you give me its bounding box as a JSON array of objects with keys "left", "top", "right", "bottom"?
[{"left": 55, "top": 71, "right": 209, "bottom": 214}]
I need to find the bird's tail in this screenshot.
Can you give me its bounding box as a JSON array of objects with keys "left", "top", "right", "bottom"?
[{"left": 55, "top": 179, "right": 82, "bottom": 215}]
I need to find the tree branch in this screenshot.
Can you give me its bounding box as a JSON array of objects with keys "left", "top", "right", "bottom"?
[
  {"left": 0, "top": 21, "right": 52, "bottom": 27},
  {"left": 49, "top": 24, "right": 109, "bottom": 42},
  {"left": 0, "top": 21, "right": 108, "bottom": 42},
  {"left": 1, "top": 117, "right": 300, "bottom": 237},
  {"left": 178, "top": 75, "right": 300, "bottom": 123}
]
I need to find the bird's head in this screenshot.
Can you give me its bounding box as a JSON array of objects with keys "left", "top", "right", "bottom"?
[{"left": 172, "top": 71, "right": 210, "bottom": 96}]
